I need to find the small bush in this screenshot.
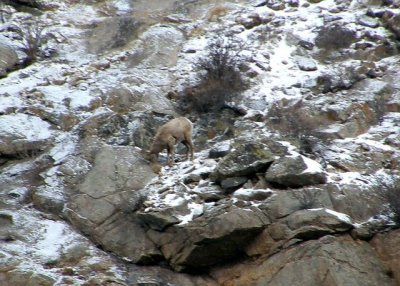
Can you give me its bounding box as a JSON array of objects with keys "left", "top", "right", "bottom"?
[
  {"left": 0, "top": 4, "right": 12, "bottom": 23},
  {"left": 179, "top": 82, "right": 228, "bottom": 113},
  {"left": 370, "top": 93, "right": 390, "bottom": 125},
  {"left": 378, "top": 179, "right": 400, "bottom": 226},
  {"left": 293, "top": 189, "right": 319, "bottom": 210},
  {"left": 14, "top": 18, "right": 55, "bottom": 66},
  {"left": 178, "top": 33, "right": 248, "bottom": 113},
  {"left": 196, "top": 34, "right": 246, "bottom": 89},
  {"left": 315, "top": 24, "right": 357, "bottom": 50},
  {"left": 267, "top": 101, "right": 324, "bottom": 154}
]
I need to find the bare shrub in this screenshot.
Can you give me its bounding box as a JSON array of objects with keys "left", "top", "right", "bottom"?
[
  {"left": 267, "top": 101, "right": 324, "bottom": 155},
  {"left": 13, "top": 18, "right": 56, "bottom": 66},
  {"left": 179, "top": 80, "right": 232, "bottom": 113},
  {"left": 196, "top": 33, "right": 246, "bottom": 90},
  {"left": 293, "top": 189, "right": 320, "bottom": 209},
  {"left": 378, "top": 179, "right": 400, "bottom": 226},
  {"left": 370, "top": 92, "right": 391, "bottom": 125},
  {"left": 0, "top": 4, "right": 12, "bottom": 23},
  {"left": 315, "top": 24, "right": 357, "bottom": 50},
  {"left": 178, "top": 33, "right": 248, "bottom": 113}
]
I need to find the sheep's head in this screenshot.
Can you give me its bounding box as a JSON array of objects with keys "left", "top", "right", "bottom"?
[
  {"left": 140, "top": 149, "right": 158, "bottom": 163},
  {"left": 150, "top": 163, "right": 162, "bottom": 174}
]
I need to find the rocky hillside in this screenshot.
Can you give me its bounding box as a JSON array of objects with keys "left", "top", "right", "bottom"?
[{"left": 0, "top": 0, "right": 399, "bottom": 285}]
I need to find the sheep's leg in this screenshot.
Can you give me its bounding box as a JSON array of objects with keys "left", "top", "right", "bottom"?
[
  {"left": 167, "top": 137, "right": 176, "bottom": 166},
  {"left": 185, "top": 137, "right": 194, "bottom": 161},
  {"left": 182, "top": 141, "right": 190, "bottom": 161}
]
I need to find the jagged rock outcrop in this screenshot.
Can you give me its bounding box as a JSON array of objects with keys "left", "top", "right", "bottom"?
[
  {"left": 265, "top": 155, "right": 327, "bottom": 188},
  {"left": 64, "top": 145, "right": 160, "bottom": 263},
  {"left": 0, "top": 36, "right": 18, "bottom": 77}
]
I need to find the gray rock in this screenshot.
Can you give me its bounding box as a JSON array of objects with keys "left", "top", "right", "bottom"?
[
  {"left": 327, "top": 183, "right": 387, "bottom": 222},
  {"left": 93, "top": 213, "right": 162, "bottom": 264},
  {"left": 151, "top": 206, "right": 269, "bottom": 271},
  {"left": 191, "top": 184, "right": 225, "bottom": 202},
  {"left": 351, "top": 216, "right": 391, "bottom": 240},
  {"left": 357, "top": 15, "right": 380, "bottom": 28},
  {"left": 261, "top": 187, "right": 334, "bottom": 220},
  {"left": 64, "top": 145, "right": 159, "bottom": 263},
  {"left": 136, "top": 209, "right": 181, "bottom": 231},
  {"left": 127, "top": 25, "right": 184, "bottom": 68},
  {"left": 220, "top": 176, "right": 248, "bottom": 191},
  {"left": 0, "top": 36, "right": 18, "bottom": 77},
  {"left": 4, "top": 270, "right": 56, "bottom": 286},
  {"left": 265, "top": 155, "right": 327, "bottom": 188},
  {"left": 87, "top": 16, "right": 142, "bottom": 54},
  {"left": 32, "top": 188, "right": 65, "bottom": 216},
  {"left": 0, "top": 114, "right": 53, "bottom": 157},
  {"left": 209, "top": 142, "right": 231, "bottom": 159},
  {"left": 211, "top": 139, "right": 287, "bottom": 183},
  {"left": 285, "top": 208, "right": 353, "bottom": 240},
  {"left": 233, "top": 189, "right": 274, "bottom": 201},
  {"left": 382, "top": 11, "right": 400, "bottom": 39},
  {"left": 128, "top": 264, "right": 218, "bottom": 286},
  {"left": 370, "top": 229, "right": 400, "bottom": 282},
  {"left": 78, "top": 145, "right": 155, "bottom": 199},
  {"left": 296, "top": 56, "right": 317, "bottom": 71}
]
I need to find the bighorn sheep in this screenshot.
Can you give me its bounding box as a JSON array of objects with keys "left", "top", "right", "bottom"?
[{"left": 144, "top": 117, "right": 194, "bottom": 166}]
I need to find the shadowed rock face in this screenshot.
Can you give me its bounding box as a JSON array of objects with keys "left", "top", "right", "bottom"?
[
  {"left": 212, "top": 235, "right": 393, "bottom": 286},
  {"left": 148, "top": 206, "right": 270, "bottom": 272}
]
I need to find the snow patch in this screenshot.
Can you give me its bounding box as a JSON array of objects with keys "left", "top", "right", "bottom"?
[
  {"left": 34, "top": 220, "right": 72, "bottom": 262},
  {"left": 302, "top": 155, "right": 324, "bottom": 174},
  {"left": 0, "top": 113, "right": 52, "bottom": 141},
  {"left": 310, "top": 208, "right": 352, "bottom": 224},
  {"left": 178, "top": 202, "right": 204, "bottom": 225}
]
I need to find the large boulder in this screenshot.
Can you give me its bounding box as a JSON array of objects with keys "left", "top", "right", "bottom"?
[
  {"left": 103, "top": 86, "right": 176, "bottom": 115},
  {"left": 285, "top": 208, "right": 353, "bottom": 240},
  {"left": 212, "top": 235, "right": 394, "bottom": 286},
  {"left": 265, "top": 154, "right": 327, "bottom": 188},
  {"left": 245, "top": 207, "right": 352, "bottom": 257},
  {"left": 211, "top": 139, "right": 288, "bottom": 183},
  {"left": 261, "top": 187, "right": 334, "bottom": 220},
  {"left": 327, "top": 183, "right": 386, "bottom": 222},
  {"left": 148, "top": 205, "right": 270, "bottom": 272}
]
